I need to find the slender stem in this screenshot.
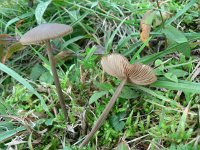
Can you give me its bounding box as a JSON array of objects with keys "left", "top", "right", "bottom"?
[
  {"left": 45, "top": 40, "right": 68, "bottom": 122},
  {"left": 79, "top": 78, "right": 127, "bottom": 147},
  {"left": 156, "top": 0, "right": 164, "bottom": 28}
]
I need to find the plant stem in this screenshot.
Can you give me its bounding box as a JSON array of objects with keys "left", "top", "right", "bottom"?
[
  {"left": 156, "top": 0, "right": 164, "bottom": 28},
  {"left": 79, "top": 78, "right": 127, "bottom": 147},
  {"left": 45, "top": 40, "right": 68, "bottom": 122}
]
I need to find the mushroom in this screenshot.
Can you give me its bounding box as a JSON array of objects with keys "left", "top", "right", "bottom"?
[
  {"left": 20, "top": 23, "right": 73, "bottom": 122},
  {"left": 80, "top": 53, "right": 157, "bottom": 147}
]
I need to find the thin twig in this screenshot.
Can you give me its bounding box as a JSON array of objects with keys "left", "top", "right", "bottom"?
[{"left": 156, "top": 0, "right": 164, "bottom": 28}]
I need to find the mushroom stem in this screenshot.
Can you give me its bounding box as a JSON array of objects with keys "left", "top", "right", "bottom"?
[
  {"left": 45, "top": 40, "right": 68, "bottom": 122},
  {"left": 80, "top": 78, "right": 127, "bottom": 147}
]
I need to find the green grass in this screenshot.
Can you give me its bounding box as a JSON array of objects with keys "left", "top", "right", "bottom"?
[{"left": 0, "top": 0, "right": 200, "bottom": 149}]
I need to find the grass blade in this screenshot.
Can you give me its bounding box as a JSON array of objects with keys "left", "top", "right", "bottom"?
[
  {"left": 0, "top": 126, "right": 26, "bottom": 142},
  {"left": 177, "top": 101, "right": 191, "bottom": 134},
  {"left": 0, "top": 63, "right": 49, "bottom": 112},
  {"left": 105, "top": 18, "right": 127, "bottom": 52},
  {"left": 61, "top": 36, "right": 85, "bottom": 50},
  {"left": 131, "top": 85, "right": 182, "bottom": 108},
  {"left": 4, "top": 12, "right": 33, "bottom": 32},
  {"left": 138, "top": 35, "right": 200, "bottom": 64},
  {"left": 130, "top": 37, "right": 151, "bottom": 63},
  {"left": 35, "top": 0, "right": 52, "bottom": 24},
  {"left": 151, "top": 79, "right": 200, "bottom": 94},
  {"left": 165, "top": 0, "right": 196, "bottom": 25}
]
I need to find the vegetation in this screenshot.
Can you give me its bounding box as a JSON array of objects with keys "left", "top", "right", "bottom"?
[{"left": 0, "top": 0, "right": 200, "bottom": 149}]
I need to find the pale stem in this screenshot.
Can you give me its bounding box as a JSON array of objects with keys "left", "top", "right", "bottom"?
[
  {"left": 80, "top": 78, "right": 127, "bottom": 147},
  {"left": 45, "top": 40, "right": 68, "bottom": 122}
]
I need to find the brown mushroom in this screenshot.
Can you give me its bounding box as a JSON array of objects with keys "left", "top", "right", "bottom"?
[
  {"left": 80, "top": 53, "right": 157, "bottom": 147},
  {"left": 20, "top": 23, "right": 73, "bottom": 122}
]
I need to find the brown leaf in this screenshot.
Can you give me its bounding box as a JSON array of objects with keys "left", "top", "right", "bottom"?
[
  {"left": 0, "top": 34, "right": 12, "bottom": 45},
  {"left": 16, "top": 19, "right": 24, "bottom": 28},
  {"left": 141, "top": 10, "right": 154, "bottom": 24},
  {"left": 140, "top": 10, "right": 155, "bottom": 46},
  {"left": 0, "top": 44, "right": 5, "bottom": 62},
  {"left": 2, "top": 42, "right": 24, "bottom": 63},
  {"left": 0, "top": 34, "right": 11, "bottom": 38},
  {"left": 140, "top": 24, "right": 151, "bottom": 46},
  {"left": 54, "top": 50, "right": 75, "bottom": 63}
]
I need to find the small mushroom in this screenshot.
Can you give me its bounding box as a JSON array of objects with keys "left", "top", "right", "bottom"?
[
  {"left": 20, "top": 23, "right": 73, "bottom": 122},
  {"left": 80, "top": 53, "right": 157, "bottom": 147}
]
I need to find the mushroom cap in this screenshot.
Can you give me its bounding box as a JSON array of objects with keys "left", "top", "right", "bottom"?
[
  {"left": 101, "top": 53, "right": 129, "bottom": 80},
  {"left": 101, "top": 53, "right": 157, "bottom": 85},
  {"left": 127, "top": 63, "right": 157, "bottom": 85},
  {"left": 20, "top": 23, "right": 73, "bottom": 45}
]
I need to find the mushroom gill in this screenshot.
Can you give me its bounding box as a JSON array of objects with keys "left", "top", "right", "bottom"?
[{"left": 101, "top": 53, "right": 129, "bottom": 80}]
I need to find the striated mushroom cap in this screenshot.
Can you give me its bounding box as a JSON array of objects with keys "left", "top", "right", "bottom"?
[
  {"left": 101, "top": 53, "right": 129, "bottom": 80},
  {"left": 101, "top": 53, "right": 157, "bottom": 85},
  {"left": 20, "top": 23, "right": 73, "bottom": 45},
  {"left": 127, "top": 63, "right": 157, "bottom": 85}
]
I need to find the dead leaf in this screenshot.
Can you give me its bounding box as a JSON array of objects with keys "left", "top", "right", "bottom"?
[
  {"left": 140, "top": 24, "right": 151, "bottom": 46},
  {"left": 54, "top": 50, "right": 75, "bottom": 63},
  {"left": 140, "top": 10, "right": 156, "bottom": 46},
  {"left": 2, "top": 42, "right": 24, "bottom": 63},
  {"left": 0, "top": 44, "right": 5, "bottom": 62},
  {"left": 0, "top": 34, "right": 11, "bottom": 38},
  {"left": 16, "top": 19, "right": 24, "bottom": 28},
  {"left": 0, "top": 34, "right": 12, "bottom": 45}
]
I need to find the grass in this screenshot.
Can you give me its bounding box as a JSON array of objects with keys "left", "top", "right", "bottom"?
[{"left": 0, "top": 0, "right": 200, "bottom": 149}]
